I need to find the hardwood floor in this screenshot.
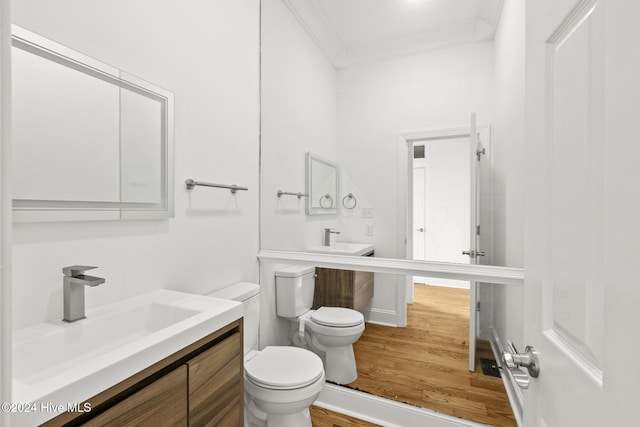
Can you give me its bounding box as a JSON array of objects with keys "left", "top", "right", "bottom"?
[
  {"left": 310, "top": 406, "right": 381, "bottom": 427},
  {"left": 329, "top": 283, "right": 516, "bottom": 427}
]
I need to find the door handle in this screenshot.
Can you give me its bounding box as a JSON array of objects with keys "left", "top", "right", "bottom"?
[
  {"left": 415, "top": 227, "right": 424, "bottom": 232},
  {"left": 501, "top": 341, "right": 540, "bottom": 389},
  {"left": 462, "top": 249, "right": 486, "bottom": 259}
]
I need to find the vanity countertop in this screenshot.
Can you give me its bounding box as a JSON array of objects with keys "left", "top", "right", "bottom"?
[
  {"left": 11, "top": 290, "right": 242, "bottom": 427},
  {"left": 307, "top": 242, "right": 375, "bottom": 256}
]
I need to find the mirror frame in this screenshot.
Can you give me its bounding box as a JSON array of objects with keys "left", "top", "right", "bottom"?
[
  {"left": 11, "top": 25, "right": 174, "bottom": 222},
  {"left": 305, "top": 151, "right": 338, "bottom": 215}
]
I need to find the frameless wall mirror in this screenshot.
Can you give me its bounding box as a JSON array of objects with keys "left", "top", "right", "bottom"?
[
  {"left": 11, "top": 25, "right": 174, "bottom": 222},
  {"left": 305, "top": 151, "right": 338, "bottom": 215}
]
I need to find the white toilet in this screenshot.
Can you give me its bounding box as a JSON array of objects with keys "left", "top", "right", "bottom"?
[
  {"left": 275, "top": 265, "right": 365, "bottom": 384},
  {"left": 209, "top": 282, "right": 325, "bottom": 427}
]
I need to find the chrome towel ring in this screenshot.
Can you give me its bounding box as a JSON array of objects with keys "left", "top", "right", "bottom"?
[
  {"left": 342, "top": 193, "right": 357, "bottom": 210},
  {"left": 319, "top": 194, "right": 334, "bottom": 209}
]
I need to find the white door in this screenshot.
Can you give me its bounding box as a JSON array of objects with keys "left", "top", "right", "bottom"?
[
  {"left": 412, "top": 163, "right": 426, "bottom": 260},
  {"left": 522, "top": 0, "right": 640, "bottom": 425},
  {"left": 467, "top": 113, "right": 479, "bottom": 372}
]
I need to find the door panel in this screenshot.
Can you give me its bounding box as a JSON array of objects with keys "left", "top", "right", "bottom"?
[
  {"left": 524, "top": 0, "right": 610, "bottom": 425},
  {"left": 412, "top": 163, "right": 426, "bottom": 260},
  {"left": 547, "top": 0, "right": 604, "bottom": 373}
]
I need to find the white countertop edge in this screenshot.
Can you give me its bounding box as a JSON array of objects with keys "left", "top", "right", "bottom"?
[{"left": 258, "top": 249, "right": 525, "bottom": 286}]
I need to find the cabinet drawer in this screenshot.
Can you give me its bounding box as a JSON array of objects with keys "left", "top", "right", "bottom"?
[
  {"left": 81, "top": 365, "right": 188, "bottom": 427},
  {"left": 187, "top": 332, "right": 243, "bottom": 427}
]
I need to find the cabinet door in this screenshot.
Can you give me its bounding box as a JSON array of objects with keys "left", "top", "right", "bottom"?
[
  {"left": 81, "top": 365, "right": 188, "bottom": 427},
  {"left": 187, "top": 332, "right": 243, "bottom": 427},
  {"left": 315, "top": 268, "right": 374, "bottom": 310},
  {"left": 353, "top": 271, "right": 374, "bottom": 311},
  {"left": 314, "top": 268, "right": 353, "bottom": 308}
]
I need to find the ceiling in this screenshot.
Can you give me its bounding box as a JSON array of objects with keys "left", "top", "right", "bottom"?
[{"left": 281, "top": 0, "right": 505, "bottom": 69}]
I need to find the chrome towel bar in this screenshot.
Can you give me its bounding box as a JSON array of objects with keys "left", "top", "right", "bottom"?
[
  {"left": 277, "top": 190, "right": 309, "bottom": 199},
  {"left": 185, "top": 178, "right": 248, "bottom": 194}
]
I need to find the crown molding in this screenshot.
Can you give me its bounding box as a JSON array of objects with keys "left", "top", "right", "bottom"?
[
  {"left": 281, "top": 0, "right": 505, "bottom": 69},
  {"left": 280, "top": 0, "right": 350, "bottom": 68}
]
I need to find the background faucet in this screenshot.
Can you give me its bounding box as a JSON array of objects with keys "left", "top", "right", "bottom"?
[
  {"left": 63, "top": 265, "right": 105, "bottom": 322},
  {"left": 323, "top": 228, "right": 340, "bottom": 246}
]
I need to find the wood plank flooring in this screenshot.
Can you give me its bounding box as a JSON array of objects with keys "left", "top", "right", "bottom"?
[
  {"left": 311, "top": 284, "right": 516, "bottom": 427},
  {"left": 310, "top": 406, "right": 381, "bottom": 427}
]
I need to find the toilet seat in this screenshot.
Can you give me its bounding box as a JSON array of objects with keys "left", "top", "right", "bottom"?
[
  {"left": 245, "top": 346, "right": 324, "bottom": 390},
  {"left": 311, "top": 307, "right": 364, "bottom": 327}
]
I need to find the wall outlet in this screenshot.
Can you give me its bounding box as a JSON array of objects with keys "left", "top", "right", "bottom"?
[
  {"left": 362, "top": 207, "right": 373, "bottom": 218},
  {"left": 365, "top": 223, "right": 374, "bottom": 236}
]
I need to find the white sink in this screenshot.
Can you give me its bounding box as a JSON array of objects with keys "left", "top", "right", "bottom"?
[
  {"left": 307, "top": 242, "right": 374, "bottom": 256},
  {"left": 12, "top": 290, "right": 242, "bottom": 426}
]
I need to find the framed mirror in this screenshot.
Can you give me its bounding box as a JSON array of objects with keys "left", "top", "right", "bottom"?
[
  {"left": 305, "top": 152, "right": 338, "bottom": 215},
  {"left": 11, "top": 25, "right": 174, "bottom": 222}
]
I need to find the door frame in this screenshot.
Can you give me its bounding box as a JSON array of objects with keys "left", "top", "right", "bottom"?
[
  {"left": 399, "top": 124, "right": 492, "bottom": 266},
  {"left": 397, "top": 124, "right": 491, "bottom": 363}
]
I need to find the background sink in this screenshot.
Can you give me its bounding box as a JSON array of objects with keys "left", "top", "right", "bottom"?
[{"left": 307, "top": 242, "right": 374, "bottom": 256}]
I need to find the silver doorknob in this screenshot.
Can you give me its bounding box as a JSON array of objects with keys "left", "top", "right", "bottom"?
[
  {"left": 462, "top": 249, "right": 486, "bottom": 258},
  {"left": 502, "top": 341, "right": 540, "bottom": 378},
  {"left": 501, "top": 341, "right": 540, "bottom": 389},
  {"left": 415, "top": 227, "right": 424, "bottom": 232}
]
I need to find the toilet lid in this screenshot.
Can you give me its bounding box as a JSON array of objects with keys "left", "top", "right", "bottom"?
[
  {"left": 311, "top": 307, "right": 364, "bottom": 327},
  {"left": 245, "top": 346, "right": 324, "bottom": 390}
]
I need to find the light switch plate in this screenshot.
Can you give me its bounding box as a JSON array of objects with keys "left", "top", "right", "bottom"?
[{"left": 365, "top": 224, "right": 374, "bottom": 236}]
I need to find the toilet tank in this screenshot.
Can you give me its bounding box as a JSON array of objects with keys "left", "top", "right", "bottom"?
[
  {"left": 208, "top": 282, "right": 260, "bottom": 355},
  {"left": 275, "top": 265, "right": 316, "bottom": 318}
]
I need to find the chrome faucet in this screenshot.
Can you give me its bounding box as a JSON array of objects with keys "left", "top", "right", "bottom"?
[
  {"left": 63, "top": 265, "right": 105, "bottom": 322},
  {"left": 323, "top": 228, "right": 340, "bottom": 246}
]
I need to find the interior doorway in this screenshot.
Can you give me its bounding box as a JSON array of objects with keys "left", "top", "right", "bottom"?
[
  {"left": 412, "top": 136, "right": 471, "bottom": 289},
  {"left": 403, "top": 118, "right": 491, "bottom": 371}
]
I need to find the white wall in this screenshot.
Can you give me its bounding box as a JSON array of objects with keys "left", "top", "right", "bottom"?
[
  {"left": 1, "top": 0, "right": 13, "bottom": 419},
  {"left": 259, "top": 0, "right": 338, "bottom": 345},
  {"left": 336, "top": 43, "right": 495, "bottom": 323},
  {"left": 260, "top": 0, "right": 338, "bottom": 253},
  {"left": 480, "top": 0, "right": 525, "bottom": 345},
  {"left": 11, "top": 0, "right": 260, "bottom": 329}
]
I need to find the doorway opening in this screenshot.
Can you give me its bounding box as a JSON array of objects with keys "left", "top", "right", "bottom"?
[
  {"left": 412, "top": 136, "right": 471, "bottom": 289},
  {"left": 403, "top": 119, "right": 491, "bottom": 372}
]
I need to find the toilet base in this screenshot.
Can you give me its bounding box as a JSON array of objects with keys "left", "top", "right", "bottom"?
[
  {"left": 325, "top": 345, "right": 358, "bottom": 384},
  {"left": 246, "top": 398, "right": 313, "bottom": 427},
  {"left": 267, "top": 408, "right": 312, "bottom": 427}
]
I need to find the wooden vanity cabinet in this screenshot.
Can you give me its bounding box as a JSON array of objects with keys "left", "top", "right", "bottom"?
[
  {"left": 81, "top": 366, "right": 188, "bottom": 427},
  {"left": 313, "top": 268, "right": 374, "bottom": 311},
  {"left": 188, "top": 332, "right": 243, "bottom": 426},
  {"left": 42, "top": 319, "right": 243, "bottom": 427}
]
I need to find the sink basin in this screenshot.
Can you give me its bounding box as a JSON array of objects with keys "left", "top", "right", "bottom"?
[
  {"left": 307, "top": 242, "right": 374, "bottom": 256},
  {"left": 12, "top": 290, "right": 242, "bottom": 426}
]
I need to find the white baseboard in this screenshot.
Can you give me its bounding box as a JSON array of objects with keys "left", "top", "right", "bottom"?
[
  {"left": 366, "top": 308, "right": 398, "bottom": 327},
  {"left": 414, "top": 277, "right": 471, "bottom": 289},
  {"left": 489, "top": 327, "right": 524, "bottom": 427},
  {"left": 315, "top": 383, "right": 489, "bottom": 427}
]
